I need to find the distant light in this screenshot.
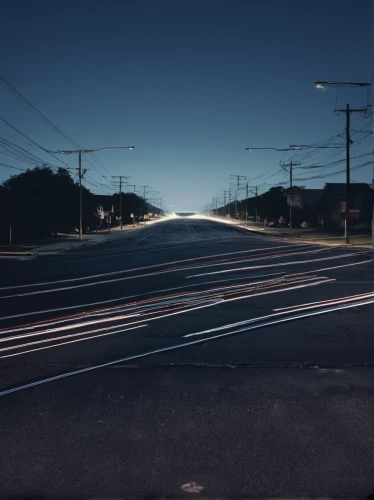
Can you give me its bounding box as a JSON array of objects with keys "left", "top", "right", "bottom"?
[
  {"left": 129, "top": 146, "right": 135, "bottom": 150},
  {"left": 315, "top": 83, "right": 326, "bottom": 90}
]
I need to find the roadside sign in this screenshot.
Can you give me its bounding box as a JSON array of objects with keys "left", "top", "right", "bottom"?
[{"left": 287, "top": 193, "right": 302, "bottom": 207}]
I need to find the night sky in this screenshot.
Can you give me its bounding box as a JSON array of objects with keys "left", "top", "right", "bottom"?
[{"left": 1, "top": 0, "right": 372, "bottom": 211}]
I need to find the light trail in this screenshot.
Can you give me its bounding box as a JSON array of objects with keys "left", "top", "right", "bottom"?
[
  {"left": 0, "top": 243, "right": 319, "bottom": 292},
  {"left": 2, "top": 254, "right": 371, "bottom": 323},
  {"left": 0, "top": 298, "right": 224, "bottom": 339},
  {"left": 186, "top": 252, "right": 368, "bottom": 279},
  {"left": 0, "top": 324, "right": 148, "bottom": 359},
  {"left": 184, "top": 291, "right": 374, "bottom": 337},
  {"left": 0, "top": 322, "right": 149, "bottom": 354},
  {"left": 0, "top": 275, "right": 323, "bottom": 337},
  {"left": 0, "top": 277, "right": 330, "bottom": 359},
  {"left": 0, "top": 247, "right": 341, "bottom": 300},
  {"left": 286, "top": 258, "right": 373, "bottom": 275},
  {"left": 273, "top": 291, "right": 374, "bottom": 311},
  {"left": 0, "top": 272, "right": 285, "bottom": 322},
  {"left": 0, "top": 275, "right": 288, "bottom": 330},
  {"left": 1, "top": 293, "right": 373, "bottom": 398}
]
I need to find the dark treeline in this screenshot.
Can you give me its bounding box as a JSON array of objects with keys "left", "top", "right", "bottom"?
[
  {"left": 218, "top": 186, "right": 300, "bottom": 222},
  {"left": 0, "top": 167, "right": 160, "bottom": 243}
]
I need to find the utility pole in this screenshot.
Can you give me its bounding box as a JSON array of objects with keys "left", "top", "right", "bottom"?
[
  {"left": 139, "top": 185, "right": 149, "bottom": 223},
  {"left": 315, "top": 80, "right": 371, "bottom": 243},
  {"left": 112, "top": 175, "right": 129, "bottom": 229},
  {"left": 280, "top": 161, "right": 300, "bottom": 230},
  {"left": 290, "top": 161, "right": 293, "bottom": 230},
  {"left": 78, "top": 152, "right": 82, "bottom": 241},
  {"left": 148, "top": 190, "right": 160, "bottom": 218},
  {"left": 255, "top": 186, "right": 258, "bottom": 221},
  {"left": 53, "top": 145, "right": 134, "bottom": 241},
  {"left": 346, "top": 104, "right": 350, "bottom": 244},
  {"left": 126, "top": 185, "right": 136, "bottom": 225},
  {"left": 230, "top": 175, "right": 246, "bottom": 219},
  {"left": 245, "top": 185, "right": 258, "bottom": 223},
  {"left": 77, "top": 152, "right": 87, "bottom": 241},
  {"left": 334, "top": 104, "right": 367, "bottom": 243},
  {"left": 222, "top": 190, "right": 229, "bottom": 217},
  {"left": 245, "top": 183, "right": 248, "bottom": 222}
]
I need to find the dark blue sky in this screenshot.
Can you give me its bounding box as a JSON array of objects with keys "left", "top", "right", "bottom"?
[{"left": 1, "top": 0, "right": 372, "bottom": 211}]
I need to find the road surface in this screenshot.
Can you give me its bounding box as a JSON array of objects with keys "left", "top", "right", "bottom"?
[{"left": 0, "top": 217, "right": 373, "bottom": 498}]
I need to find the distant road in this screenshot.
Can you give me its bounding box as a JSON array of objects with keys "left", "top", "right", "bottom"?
[{"left": 0, "top": 217, "right": 373, "bottom": 497}]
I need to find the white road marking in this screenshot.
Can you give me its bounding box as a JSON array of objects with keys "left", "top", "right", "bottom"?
[{"left": 181, "top": 482, "right": 204, "bottom": 493}]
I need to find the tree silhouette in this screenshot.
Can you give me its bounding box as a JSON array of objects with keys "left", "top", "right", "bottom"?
[{"left": 0, "top": 166, "right": 162, "bottom": 243}]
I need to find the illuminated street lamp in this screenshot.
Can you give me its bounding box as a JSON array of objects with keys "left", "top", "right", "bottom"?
[
  {"left": 245, "top": 147, "right": 302, "bottom": 151},
  {"left": 289, "top": 144, "right": 346, "bottom": 149},
  {"left": 315, "top": 79, "right": 370, "bottom": 243}
]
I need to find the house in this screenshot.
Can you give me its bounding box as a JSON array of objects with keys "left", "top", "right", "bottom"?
[
  {"left": 92, "top": 195, "right": 116, "bottom": 227},
  {"left": 287, "top": 188, "right": 324, "bottom": 225},
  {"left": 96, "top": 204, "right": 114, "bottom": 224},
  {"left": 319, "top": 183, "right": 373, "bottom": 230}
]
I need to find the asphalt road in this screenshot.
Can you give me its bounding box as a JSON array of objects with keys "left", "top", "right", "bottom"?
[{"left": 0, "top": 217, "right": 373, "bottom": 498}]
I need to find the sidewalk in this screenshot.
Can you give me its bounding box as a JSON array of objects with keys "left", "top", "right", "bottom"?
[
  {"left": 204, "top": 216, "right": 374, "bottom": 249},
  {"left": 0, "top": 220, "right": 162, "bottom": 258}
]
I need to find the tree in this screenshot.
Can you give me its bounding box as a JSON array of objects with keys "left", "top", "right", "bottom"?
[{"left": 0, "top": 166, "right": 95, "bottom": 242}]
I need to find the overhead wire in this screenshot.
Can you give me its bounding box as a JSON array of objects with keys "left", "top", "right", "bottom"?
[
  {"left": 294, "top": 160, "right": 371, "bottom": 181},
  {"left": 0, "top": 116, "right": 73, "bottom": 170},
  {"left": 0, "top": 73, "right": 114, "bottom": 180},
  {"left": 0, "top": 161, "right": 26, "bottom": 172},
  {"left": 0, "top": 136, "right": 74, "bottom": 171}
]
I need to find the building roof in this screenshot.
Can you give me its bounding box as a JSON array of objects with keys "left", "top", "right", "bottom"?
[
  {"left": 299, "top": 189, "right": 324, "bottom": 205},
  {"left": 323, "top": 182, "right": 373, "bottom": 194}
]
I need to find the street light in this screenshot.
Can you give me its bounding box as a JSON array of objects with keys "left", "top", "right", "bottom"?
[
  {"left": 289, "top": 144, "right": 347, "bottom": 149},
  {"left": 245, "top": 147, "right": 302, "bottom": 151},
  {"left": 54, "top": 146, "right": 135, "bottom": 240},
  {"left": 55, "top": 146, "right": 135, "bottom": 154},
  {"left": 315, "top": 81, "right": 370, "bottom": 89},
  {"left": 315, "top": 79, "right": 371, "bottom": 244}
]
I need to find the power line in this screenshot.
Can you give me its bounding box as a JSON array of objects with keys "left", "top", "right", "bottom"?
[
  {"left": 0, "top": 161, "right": 26, "bottom": 172},
  {"left": 0, "top": 73, "right": 81, "bottom": 149},
  {"left": 0, "top": 136, "right": 74, "bottom": 171},
  {"left": 294, "top": 160, "right": 371, "bottom": 181},
  {"left": 0, "top": 73, "right": 114, "bottom": 179},
  {"left": 296, "top": 153, "right": 371, "bottom": 170},
  {"left": 0, "top": 116, "right": 72, "bottom": 170}
]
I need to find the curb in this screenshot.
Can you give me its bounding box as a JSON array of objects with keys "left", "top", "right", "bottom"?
[
  {"left": 237, "top": 224, "right": 373, "bottom": 250},
  {"left": 203, "top": 217, "right": 373, "bottom": 251},
  {"left": 34, "top": 224, "right": 148, "bottom": 255},
  {"left": 0, "top": 251, "right": 36, "bottom": 257}
]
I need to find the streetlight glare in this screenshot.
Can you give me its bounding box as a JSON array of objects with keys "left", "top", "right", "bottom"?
[
  {"left": 315, "top": 83, "right": 326, "bottom": 90},
  {"left": 129, "top": 146, "right": 135, "bottom": 150}
]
